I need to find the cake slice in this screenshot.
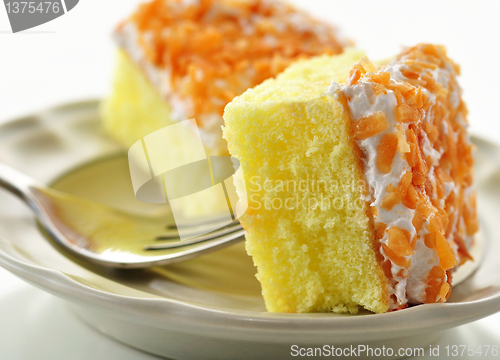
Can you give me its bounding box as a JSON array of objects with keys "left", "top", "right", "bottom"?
[
  {"left": 223, "top": 44, "right": 478, "bottom": 313},
  {"left": 101, "top": 0, "right": 346, "bottom": 155}
]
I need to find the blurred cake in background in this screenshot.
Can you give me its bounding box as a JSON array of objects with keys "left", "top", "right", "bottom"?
[{"left": 101, "top": 0, "right": 346, "bottom": 156}]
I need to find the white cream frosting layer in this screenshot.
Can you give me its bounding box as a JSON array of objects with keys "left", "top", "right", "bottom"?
[
  {"left": 328, "top": 52, "right": 467, "bottom": 309},
  {"left": 328, "top": 80, "right": 418, "bottom": 308}
]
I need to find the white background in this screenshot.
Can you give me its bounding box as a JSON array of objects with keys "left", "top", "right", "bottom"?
[{"left": 0, "top": 1, "right": 499, "bottom": 359}]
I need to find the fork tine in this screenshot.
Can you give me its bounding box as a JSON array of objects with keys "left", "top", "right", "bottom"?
[
  {"left": 170, "top": 216, "right": 238, "bottom": 229},
  {"left": 142, "top": 229, "right": 247, "bottom": 267},
  {"left": 146, "top": 222, "right": 244, "bottom": 250},
  {"left": 143, "top": 227, "right": 246, "bottom": 250},
  {"left": 155, "top": 219, "right": 241, "bottom": 241}
]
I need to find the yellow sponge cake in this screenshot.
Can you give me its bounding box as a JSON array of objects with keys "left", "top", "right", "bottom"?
[{"left": 223, "top": 44, "right": 478, "bottom": 313}]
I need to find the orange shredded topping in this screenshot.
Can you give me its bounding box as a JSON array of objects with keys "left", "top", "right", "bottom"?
[
  {"left": 368, "top": 71, "right": 391, "bottom": 85},
  {"left": 382, "top": 243, "right": 410, "bottom": 269},
  {"left": 348, "top": 67, "right": 362, "bottom": 86},
  {"left": 352, "top": 111, "right": 390, "bottom": 140},
  {"left": 439, "top": 282, "right": 451, "bottom": 301},
  {"left": 376, "top": 132, "right": 399, "bottom": 174},
  {"left": 424, "top": 266, "right": 446, "bottom": 303},
  {"left": 388, "top": 227, "right": 414, "bottom": 257},
  {"left": 359, "top": 57, "right": 377, "bottom": 73},
  {"left": 346, "top": 44, "right": 478, "bottom": 308},
  {"left": 381, "top": 192, "right": 400, "bottom": 211},
  {"left": 125, "top": 0, "right": 344, "bottom": 125},
  {"left": 435, "top": 232, "right": 458, "bottom": 270}
]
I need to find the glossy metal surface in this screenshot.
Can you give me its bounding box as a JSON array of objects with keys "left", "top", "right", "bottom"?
[{"left": 0, "top": 139, "right": 244, "bottom": 269}]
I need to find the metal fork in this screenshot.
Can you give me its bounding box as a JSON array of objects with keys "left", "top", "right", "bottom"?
[{"left": 0, "top": 162, "right": 245, "bottom": 269}]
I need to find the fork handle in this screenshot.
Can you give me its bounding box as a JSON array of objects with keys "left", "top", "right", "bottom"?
[{"left": 0, "top": 162, "right": 43, "bottom": 203}]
